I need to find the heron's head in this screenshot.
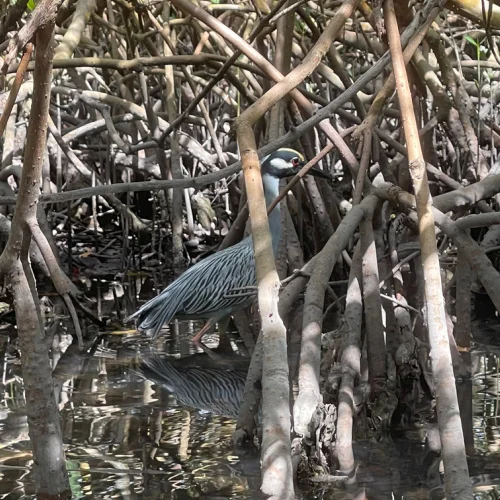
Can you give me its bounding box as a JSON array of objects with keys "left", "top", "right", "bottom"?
[{"left": 261, "top": 148, "right": 330, "bottom": 179}]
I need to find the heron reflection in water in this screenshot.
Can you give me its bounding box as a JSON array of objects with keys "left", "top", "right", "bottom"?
[{"left": 139, "top": 353, "right": 250, "bottom": 418}]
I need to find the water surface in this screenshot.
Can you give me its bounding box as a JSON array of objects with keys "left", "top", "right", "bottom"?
[{"left": 0, "top": 321, "right": 499, "bottom": 499}]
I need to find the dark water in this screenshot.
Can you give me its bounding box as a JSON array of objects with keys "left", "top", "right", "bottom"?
[{"left": 0, "top": 321, "right": 499, "bottom": 499}]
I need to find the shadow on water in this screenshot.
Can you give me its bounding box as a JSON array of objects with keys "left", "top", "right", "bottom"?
[{"left": 0, "top": 318, "right": 499, "bottom": 498}]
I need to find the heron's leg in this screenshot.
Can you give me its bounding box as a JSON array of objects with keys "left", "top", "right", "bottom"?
[
  {"left": 217, "top": 315, "right": 233, "bottom": 353},
  {"left": 197, "top": 317, "right": 233, "bottom": 359},
  {"left": 197, "top": 341, "right": 224, "bottom": 361},
  {"left": 191, "top": 317, "right": 217, "bottom": 345}
]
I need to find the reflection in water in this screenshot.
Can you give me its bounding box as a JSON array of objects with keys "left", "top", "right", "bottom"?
[
  {"left": 0, "top": 323, "right": 498, "bottom": 498},
  {"left": 138, "top": 353, "right": 249, "bottom": 418}
]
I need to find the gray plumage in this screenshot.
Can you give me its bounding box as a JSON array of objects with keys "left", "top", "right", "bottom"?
[
  {"left": 127, "top": 148, "right": 328, "bottom": 339},
  {"left": 139, "top": 355, "right": 248, "bottom": 417},
  {"left": 129, "top": 237, "right": 255, "bottom": 335}
]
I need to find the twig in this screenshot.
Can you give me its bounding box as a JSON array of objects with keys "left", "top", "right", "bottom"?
[{"left": 0, "top": 43, "right": 33, "bottom": 136}]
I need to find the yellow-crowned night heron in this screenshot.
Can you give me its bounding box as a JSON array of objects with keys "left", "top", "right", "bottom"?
[{"left": 127, "top": 148, "right": 329, "bottom": 343}]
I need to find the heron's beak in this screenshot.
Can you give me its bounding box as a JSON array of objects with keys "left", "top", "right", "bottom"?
[{"left": 307, "top": 164, "right": 331, "bottom": 180}]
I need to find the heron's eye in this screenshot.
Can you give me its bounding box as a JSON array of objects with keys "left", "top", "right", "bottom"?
[{"left": 291, "top": 157, "right": 300, "bottom": 167}]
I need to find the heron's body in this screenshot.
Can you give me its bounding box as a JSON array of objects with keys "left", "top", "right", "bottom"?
[
  {"left": 132, "top": 237, "right": 256, "bottom": 334},
  {"left": 127, "top": 148, "right": 327, "bottom": 341}
]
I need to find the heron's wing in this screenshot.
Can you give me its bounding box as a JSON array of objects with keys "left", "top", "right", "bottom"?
[
  {"left": 179, "top": 238, "right": 256, "bottom": 316},
  {"left": 128, "top": 238, "right": 256, "bottom": 336}
]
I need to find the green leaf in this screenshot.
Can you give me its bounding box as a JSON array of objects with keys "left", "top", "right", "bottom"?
[{"left": 464, "top": 35, "right": 478, "bottom": 47}]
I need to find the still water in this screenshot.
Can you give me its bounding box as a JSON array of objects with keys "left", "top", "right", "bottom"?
[{"left": 0, "top": 322, "right": 499, "bottom": 499}]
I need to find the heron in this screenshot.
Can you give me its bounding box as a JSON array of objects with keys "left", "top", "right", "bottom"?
[{"left": 126, "top": 148, "right": 329, "bottom": 344}]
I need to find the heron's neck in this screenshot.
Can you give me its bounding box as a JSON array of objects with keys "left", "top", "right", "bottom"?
[{"left": 262, "top": 173, "right": 281, "bottom": 255}]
